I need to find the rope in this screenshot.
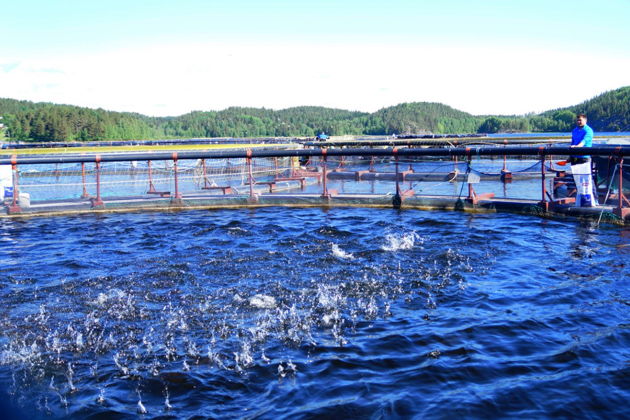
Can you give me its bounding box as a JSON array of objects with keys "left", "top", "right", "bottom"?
[
  {"left": 596, "top": 163, "right": 619, "bottom": 225},
  {"left": 457, "top": 159, "right": 472, "bottom": 200}
]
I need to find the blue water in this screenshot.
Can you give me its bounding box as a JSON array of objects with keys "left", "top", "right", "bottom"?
[{"left": 1, "top": 208, "right": 629, "bottom": 419}]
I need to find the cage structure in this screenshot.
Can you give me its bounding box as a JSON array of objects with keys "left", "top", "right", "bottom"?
[{"left": 1, "top": 145, "right": 629, "bottom": 224}]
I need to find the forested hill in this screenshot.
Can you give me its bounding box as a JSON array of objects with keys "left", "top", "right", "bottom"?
[
  {"left": 0, "top": 100, "right": 483, "bottom": 141},
  {"left": 0, "top": 99, "right": 164, "bottom": 141},
  {"left": 1, "top": 86, "right": 629, "bottom": 142},
  {"left": 540, "top": 86, "right": 630, "bottom": 132}
]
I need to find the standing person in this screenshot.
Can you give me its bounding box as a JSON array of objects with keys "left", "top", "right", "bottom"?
[{"left": 569, "top": 114, "right": 597, "bottom": 206}]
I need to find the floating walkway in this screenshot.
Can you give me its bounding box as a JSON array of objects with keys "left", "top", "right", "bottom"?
[
  {"left": 1, "top": 145, "right": 629, "bottom": 225},
  {"left": 1, "top": 190, "right": 624, "bottom": 226}
]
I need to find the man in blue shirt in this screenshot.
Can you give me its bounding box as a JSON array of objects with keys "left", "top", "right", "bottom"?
[
  {"left": 570, "top": 113, "right": 593, "bottom": 160},
  {"left": 569, "top": 114, "right": 597, "bottom": 206}
]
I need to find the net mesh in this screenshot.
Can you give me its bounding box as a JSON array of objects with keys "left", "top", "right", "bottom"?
[
  {"left": 15, "top": 157, "right": 295, "bottom": 202},
  {"left": 5, "top": 154, "right": 567, "bottom": 205}
]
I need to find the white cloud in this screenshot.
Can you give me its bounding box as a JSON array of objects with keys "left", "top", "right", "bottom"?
[{"left": 1, "top": 42, "right": 628, "bottom": 116}]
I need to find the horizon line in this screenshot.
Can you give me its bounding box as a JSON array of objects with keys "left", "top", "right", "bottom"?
[{"left": 1, "top": 86, "right": 627, "bottom": 119}]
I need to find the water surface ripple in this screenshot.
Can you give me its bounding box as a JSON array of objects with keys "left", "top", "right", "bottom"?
[{"left": 0, "top": 208, "right": 628, "bottom": 418}]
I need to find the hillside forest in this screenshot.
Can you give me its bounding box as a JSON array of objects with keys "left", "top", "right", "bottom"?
[{"left": 1, "top": 86, "right": 628, "bottom": 142}]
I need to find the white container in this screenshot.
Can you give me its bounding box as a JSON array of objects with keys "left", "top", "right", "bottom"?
[
  {"left": 571, "top": 162, "right": 597, "bottom": 207},
  {"left": 18, "top": 192, "right": 30, "bottom": 208}
]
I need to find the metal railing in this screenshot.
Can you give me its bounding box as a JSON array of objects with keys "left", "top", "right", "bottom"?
[{"left": 2, "top": 145, "right": 629, "bottom": 219}]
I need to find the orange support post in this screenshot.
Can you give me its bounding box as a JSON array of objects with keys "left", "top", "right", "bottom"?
[
  {"left": 8, "top": 157, "right": 21, "bottom": 214},
  {"left": 81, "top": 162, "right": 90, "bottom": 199},
  {"left": 91, "top": 157, "right": 104, "bottom": 208},
  {"left": 172, "top": 153, "right": 182, "bottom": 200}
]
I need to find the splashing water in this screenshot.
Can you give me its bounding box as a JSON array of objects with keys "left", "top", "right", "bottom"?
[
  {"left": 381, "top": 231, "right": 421, "bottom": 251},
  {"left": 0, "top": 208, "right": 628, "bottom": 418},
  {"left": 332, "top": 243, "right": 354, "bottom": 259},
  {"left": 248, "top": 294, "right": 277, "bottom": 309}
]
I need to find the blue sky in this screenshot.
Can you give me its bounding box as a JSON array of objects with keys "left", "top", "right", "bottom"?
[{"left": 1, "top": 0, "right": 629, "bottom": 116}]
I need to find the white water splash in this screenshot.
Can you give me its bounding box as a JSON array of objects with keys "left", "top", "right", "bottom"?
[
  {"left": 90, "top": 289, "right": 127, "bottom": 307},
  {"left": 137, "top": 399, "right": 147, "bottom": 414},
  {"left": 381, "top": 232, "right": 421, "bottom": 252},
  {"left": 332, "top": 243, "right": 354, "bottom": 260},
  {"left": 317, "top": 284, "right": 346, "bottom": 309},
  {"left": 277, "top": 360, "right": 297, "bottom": 379},
  {"left": 249, "top": 294, "right": 276, "bottom": 309},
  {"left": 0, "top": 341, "right": 41, "bottom": 365},
  {"left": 96, "top": 388, "right": 105, "bottom": 404},
  {"left": 66, "top": 363, "right": 77, "bottom": 393},
  {"left": 75, "top": 333, "right": 84, "bottom": 350},
  {"left": 164, "top": 386, "right": 172, "bottom": 411}
]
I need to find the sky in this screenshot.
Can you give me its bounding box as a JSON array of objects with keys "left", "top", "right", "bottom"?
[{"left": 1, "top": 0, "right": 629, "bottom": 117}]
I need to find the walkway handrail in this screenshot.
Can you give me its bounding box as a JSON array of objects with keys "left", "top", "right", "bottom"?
[{"left": 1, "top": 145, "right": 630, "bottom": 165}]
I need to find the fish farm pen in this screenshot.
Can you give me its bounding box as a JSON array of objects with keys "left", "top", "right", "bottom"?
[
  {"left": 1, "top": 136, "right": 630, "bottom": 419},
  {"left": 1, "top": 141, "right": 630, "bottom": 224}
]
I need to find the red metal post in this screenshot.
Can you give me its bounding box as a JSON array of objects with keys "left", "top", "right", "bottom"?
[
  {"left": 81, "top": 162, "right": 90, "bottom": 198},
  {"left": 540, "top": 154, "right": 548, "bottom": 211},
  {"left": 620, "top": 158, "right": 624, "bottom": 209},
  {"left": 467, "top": 155, "right": 474, "bottom": 201},
  {"left": 453, "top": 141, "right": 460, "bottom": 173},
  {"left": 500, "top": 139, "right": 512, "bottom": 182},
  {"left": 612, "top": 157, "right": 630, "bottom": 220},
  {"left": 147, "top": 160, "right": 157, "bottom": 193},
  {"left": 246, "top": 150, "right": 258, "bottom": 202},
  {"left": 91, "top": 156, "right": 104, "bottom": 207},
  {"left": 8, "top": 157, "right": 22, "bottom": 214},
  {"left": 247, "top": 157, "right": 255, "bottom": 198},
  {"left": 321, "top": 150, "right": 329, "bottom": 198},
  {"left": 172, "top": 153, "right": 182, "bottom": 199},
  {"left": 202, "top": 159, "right": 209, "bottom": 188},
  {"left": 395, "top": 153, "right": 401, "bottom": 196}
]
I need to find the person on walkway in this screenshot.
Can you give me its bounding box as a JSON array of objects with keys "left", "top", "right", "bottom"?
[
  {"left": 570, "top": 114, "right": 593, "bottom": 154},
  {"left": 569, "top": 114, "right": 597, "bottom": 206}
]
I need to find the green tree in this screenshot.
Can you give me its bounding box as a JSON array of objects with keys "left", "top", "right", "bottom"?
[{"left": 478, "top": 117, "right": 502, "bottom": 133}]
